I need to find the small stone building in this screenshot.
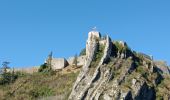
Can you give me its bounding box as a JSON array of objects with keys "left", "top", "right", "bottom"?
[{"left": 51, "top": 58, "right": 69, "bottom": 70}]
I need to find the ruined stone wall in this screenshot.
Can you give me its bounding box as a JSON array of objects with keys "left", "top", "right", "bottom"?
[
  {"left": 67, "top": 56, "right": 86, "bottom": 67},
  {"left": 14, "top": 66, "right": 39, "bottom": 74},
  {"left": 51, "top": 58, "right": 68, "bottom": 70}
]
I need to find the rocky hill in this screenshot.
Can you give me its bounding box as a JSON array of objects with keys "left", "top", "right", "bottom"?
[
  {"left": 69, "top": 31, "right": 170, "bottom": 100},
  {"left": 0, "top": 30, "right": 170, "bottom": 100}
]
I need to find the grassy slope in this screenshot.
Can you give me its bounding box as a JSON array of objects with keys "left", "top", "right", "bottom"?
[
  {"left": 0, "top": 67, "right": 80, "bottom": 100},
  {"left": 0, "top": 42, "right": 170, "bottom": 100},
  {"left": 156, "top": 75, "right": 170, "bottom": 100}
]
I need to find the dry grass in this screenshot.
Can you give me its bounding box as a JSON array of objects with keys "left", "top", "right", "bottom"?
[
  {"left": 156, "top": 75, "right": 170, "bottom": 100},
  {"left": 0, "top": 66, "right": 80, "bottom": 100}
]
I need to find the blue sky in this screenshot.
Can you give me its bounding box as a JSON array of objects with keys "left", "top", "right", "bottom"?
[{"left": 0, "top": 0, "right": 170, "bottom": 68}]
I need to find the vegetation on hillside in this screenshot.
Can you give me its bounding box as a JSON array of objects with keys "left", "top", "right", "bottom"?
[
  {"left": 156, "top": 75, "right": 170, "bottom": 100},
  {"left": 89, "top": 41, "right": 170, "bottom": 99},
  {"left": 89, "top": 44, "right": 105, "bottom": 75},
  {"left": 0, "top": 60, "right": 80, "bottom": 100},
  {"left": 0, "top": 40, "right": 169, "bottom": 100},
  {"left": 0, "top": 62, "right": 19, "bottom": 85}
]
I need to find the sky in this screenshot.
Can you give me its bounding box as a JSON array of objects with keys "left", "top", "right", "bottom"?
[{"left": 0, "top": 0, "right": 170, "bottom": 68}]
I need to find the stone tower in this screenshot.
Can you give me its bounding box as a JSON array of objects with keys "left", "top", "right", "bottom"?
[{"left": 86, "top": 31, "right": 101, "bottom": 58}]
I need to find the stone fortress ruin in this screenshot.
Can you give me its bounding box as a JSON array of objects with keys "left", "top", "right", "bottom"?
[
  {"left": 11, "top": 30, "right": 105, "bottom": 73},
  {"left": 6, "top": 28, "right": 169, "bottom": 99},
  {"left": 46, "top": 29, "right": 108, "bottom": 70},
  {"left": 13, "top": 29, "right": 169, "bottom": 75},
  {"left": 69, "top": 29, "right": 170, "bottom": 100},
  {"left": 45, "top": 54, "right": 86, "bottom": 70}
]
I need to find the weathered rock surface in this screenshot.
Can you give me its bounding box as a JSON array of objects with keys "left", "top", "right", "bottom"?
[
  {"left": 154, "top": 60, "right": 170, "bottom": 75},
  {"left": 69, "top": 31, "right": 170, "bottom": 100}
]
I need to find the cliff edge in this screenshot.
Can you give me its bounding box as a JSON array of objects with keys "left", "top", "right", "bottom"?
[{"left": 69, "top": 31, "right": 170, "bottom": 100}]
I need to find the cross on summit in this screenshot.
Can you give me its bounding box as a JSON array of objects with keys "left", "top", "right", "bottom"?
[{"left": 92, "top": 26, "right": 98, "bottom": 32}]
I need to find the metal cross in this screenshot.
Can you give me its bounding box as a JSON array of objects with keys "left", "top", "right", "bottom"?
[{"left": 92, "top": 26, "right": 97, "bottom": 31}]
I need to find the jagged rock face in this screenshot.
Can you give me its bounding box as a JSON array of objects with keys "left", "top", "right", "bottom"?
[
  {"left": 154, "top": 61, "right": 170, "bottom": 75},
  {"left": 69, "top": 32, "right": 169, "bottom": 100}
]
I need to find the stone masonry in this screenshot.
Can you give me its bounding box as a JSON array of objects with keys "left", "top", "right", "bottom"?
[{"left": 51, "top": 58, "right": 69, "bottom": 70}]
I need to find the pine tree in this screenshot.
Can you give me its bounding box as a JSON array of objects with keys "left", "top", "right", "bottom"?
[{"left": 73, "top": 54, "right": 78, "bottom": 67}]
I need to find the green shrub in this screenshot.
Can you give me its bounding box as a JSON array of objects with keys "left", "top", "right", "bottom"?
[
  {"left": 38, "top": 63, "right": 50, "bottom": 73},
  {"left": 136, "top": 66, "right": 149, "bottom": 79},
  {"left": 0, "top": 72, "right": 18, "bottom": 85},
  {"left": 114, "top": 41, "right": 131, "bottom": 53},
  {"left": 14, "top": 71, "right": 29, "bottom": 77},
  {"left": 114, "top": 41, "right": 124, "bottom": 52},
  {"left": 94, "top": 44, "right": 105, "bottom": 61},
  {"left": 29, "top": 86, "right": 54, "bottom": 98},
  {"left": 89, "top": 44, "right": 105, "bottom": 75},
  {"left": 79, "top": 48, "right": 86, "bottom": 56},
  {"left": 90, "top": 44, "right": 105, "bottom": 68}
]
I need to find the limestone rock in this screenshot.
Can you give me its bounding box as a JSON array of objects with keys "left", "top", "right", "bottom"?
[
  {"left": 154, "top": 61, "right": 170, "bottom": 74},
  {"left": 69, "top": 31, "right": 169, "bottom": 100},
  {"left": 69, "top": 31, "right": 99, "bottom": 100},
  {"left": 86, "top": 31, "right": 101, "bottom": 59},
  {"left": 88, "top": 31, "right": 101, "bottom": 41}
]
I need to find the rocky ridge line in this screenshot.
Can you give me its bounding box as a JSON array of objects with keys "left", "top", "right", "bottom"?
[{"left": 69, "top": 31, "right": 170, "bottom": 100}]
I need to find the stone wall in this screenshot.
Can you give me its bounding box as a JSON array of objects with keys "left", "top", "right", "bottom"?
[
  {"left": 45, "top": 31, "right": 101, "bottom": 71},
  {"left": 51, "top": 58, "right": 68, "bottom": 70},
  {"left": 14, "top": 66, "right": 39, "bottom": 74},
  {"left": 67, "top": 56, "right": 86, "bottom": 67}
]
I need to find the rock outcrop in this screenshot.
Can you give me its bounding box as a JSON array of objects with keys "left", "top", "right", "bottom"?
[
  {"left": 69, "top": 31, "right": 101, "bottom": 99},
  {"left": 154, "top": 61, "right": 170, "bottom": 75},
  {"left": 69, "top": 31, "right": 170, "bottom": 100}
]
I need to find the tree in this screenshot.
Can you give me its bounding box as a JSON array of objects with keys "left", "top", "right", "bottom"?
[
  {"left": 38, "top": 52, "right": 53, "bottom": 73},
  {"left": 0, "top": 62, "right": 18, "bottom": 85},
  {"left": 1, "top": 61, "right": 10, "bottom": 74},
  {"left": 79, "top": 48, "right": 86, "bottom": 56},
  {"left": 38, "top": 63, "right": 49, "bottom": 73},
  {"left": 0, "top": 61, "right": 11, "bottom": 85},
  {"left": 11, "top": 67, "right": 16, "bottom": 82},
  {"left": 47, "top": 51, "right": 53, "bottom": 70},
  {"left": 73, "top": 54, "right": 78, "bottom": 67}
]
